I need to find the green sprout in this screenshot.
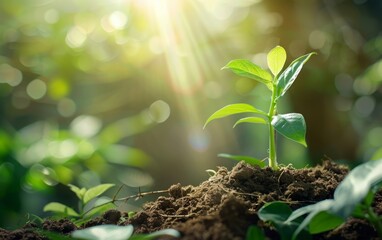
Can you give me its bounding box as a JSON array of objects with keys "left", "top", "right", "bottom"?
[{"left": 204, "top": 46, "right": 315, "bottom": 170}]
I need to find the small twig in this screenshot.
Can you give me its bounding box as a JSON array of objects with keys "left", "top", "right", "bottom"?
[{"left": 81, "top": 188, "right": 170, "bottom": 217}]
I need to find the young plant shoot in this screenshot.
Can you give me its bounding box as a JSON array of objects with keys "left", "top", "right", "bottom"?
[{"left": 204, "top": 46, "right": 315, "bottom": 170}]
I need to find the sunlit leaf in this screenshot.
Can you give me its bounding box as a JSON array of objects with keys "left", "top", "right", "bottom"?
[
  {"left": 43, "top": 202, "right": 79, "bottom": 217},
  {"left": 218, "top": 153, "right": 265, "bottom": 168},
  {"left": 83, "top": 184, "right": 115, "bottom": 205},
  {"left": 271, "top": 113, "right": 307, "bottom": 147},
  {"left": 83, "top": 197, "right": 115, "bottom": 218},
  {"left": 204, "top": 103, "right": 266, "bottom": 128},
  {"left": 276, "top": 52, "right": 316, "bottom": 99},
  {"left": 267, "top": 46, "right": 287, "bottom": 77},
  {"left": 222, "top": 59, "right": 273, "bottom": 90},
  {"left": 233, "top": 117, "right": 267, "bottom": 127},
  {"left": 71, "top": 225, "right": 133, "bottom": 240}
]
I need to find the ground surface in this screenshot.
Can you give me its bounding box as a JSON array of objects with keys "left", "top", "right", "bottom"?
[{"left": 0, "top": 161, "right": 380, "bottom": 239}]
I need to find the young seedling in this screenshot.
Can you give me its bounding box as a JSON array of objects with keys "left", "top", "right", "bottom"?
[
  {"left": 204, "top": 46, "right": 315, "bottom": 170},
  {"left": 43, "top": 183, "right": 115, "bottom": 223}
]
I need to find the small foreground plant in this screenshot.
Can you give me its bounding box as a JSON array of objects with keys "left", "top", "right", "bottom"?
[
  {"left": 204, "top": 46, "right": 315, "bottom": 170},
  {"left": 258, "top": 158, "right": 382, "bottom": 239}
]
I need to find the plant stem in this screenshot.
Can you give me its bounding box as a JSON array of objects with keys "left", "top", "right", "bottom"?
[
  {"left": 268, "top": 84, "right": 278, "bottom": 170},
  {"left": 367, "top": 207, "right": 382, "bottom": 238}
]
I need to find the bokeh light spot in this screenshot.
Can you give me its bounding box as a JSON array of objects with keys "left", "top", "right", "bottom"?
[
  {"left": 309, "top": 30, "right": 327, "bottom": 49},
  {"left": 367, "top": 127, "right": 382, "bottom": 147},
  {"left": 26, "top": 79, "right": 47, "bottom": 100},
  {"left": 109, "top": 11, "right": 128, "bottom": 30},
  {"left": 49, "top": 77, "right": 70, "bottom": 99},
  {"left": 0, "top": 64, "right": 23, "bottom": 86},
  {"left": 49, "top": 140, "right": 78, "bottom": 161},
  {"left": 66, "top": 26, "right": 87, "bottom": 48},
  {"left": 44, "top": 9, "right": 59, "bottom": 24},
  {"left": 57, "top": 98, "right": 76, "bottom": 117},
  {"left": 354, "top": 96, "right": 375, "bottom": 117},
  {"left": 70, "top": 115, "right": 102, "bottom": 138},
  {"left": 149, "top": 100, "right": 171, "bottom": 123}
]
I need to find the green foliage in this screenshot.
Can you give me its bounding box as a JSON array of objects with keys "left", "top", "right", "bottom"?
[
  {"left": 43, "top": 183, "right": 115, "bottom": 221},
  {"left": 245, "top": 225, "right": 266, "bottom": 240},
  {"left": 70, "top": 225, "right": 180, "bottom": 240},
  {"left": 258, "top": 159, "right": 382, "bottom": 239},
  {"left": 205, "top": 46, "right": 315, "bottom": 169}
]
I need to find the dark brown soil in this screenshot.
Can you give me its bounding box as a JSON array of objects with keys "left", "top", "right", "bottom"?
[{"left": 0, "top": 161, "right": 380, "bottom": 239}]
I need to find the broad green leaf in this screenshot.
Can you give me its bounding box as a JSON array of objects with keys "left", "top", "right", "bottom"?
[
  {"left": 222, "top": 59, "right": 273, "bottom": 90},
  {"left": 286, "top": 159, "right": 382, "bottom": 239},
  {"left": 276, "top": 52, "right": 316, "bottom": 99},
  {"left": 130, "top": 229, "right": 180, "bottom": 240},
  {"left": 204, "top": 103, "right": 266, "bottom": 128},
  {"left": 83, "top": 184, "right": 115, "bottom": 205},
  {"left": 267, "top": 46, "right": 287, "bottom": 77},
  {"left": 43, "top": 202, "right": 80, "bottom": 217},
  {"left": 68, "top": 184, "right": 86, "bottom": 200},
  {"left": 245, "top": 225, "right": 265, "bottom": 240},
  {"left": 258, "top": 201, "right": 292, "bottom": 223},
  {"left": 233, "top": 117, "right": 267, "bottom": 127},
  {"left": 258, "top": 202, "right": 308, "bottom": 240},
  {"left": 218, "top": 153, "right": 265, "bottom": 168},
  {"left": 72, "top": 225, "right": 133, "bottom": 240},
  {"left": 271, "top": 113, "right": 307, "bottom": 147},
  {"left": 308, "top": 211, "right": 344, "bottom": 234},
  {"left": 286, "top": 200, "right": 334, "bottom": 240},
  {"left": 332, "top": 158, "right": 382, "bottom": 218}
]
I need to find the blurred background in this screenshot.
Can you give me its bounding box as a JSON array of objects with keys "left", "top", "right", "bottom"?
[{"left": 1, "top": 0, "right": 382, "bottom": 228}]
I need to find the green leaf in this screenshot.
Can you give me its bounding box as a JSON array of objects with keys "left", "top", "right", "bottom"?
[
  {"left": 245, "top": 225, "right": 265, "bottom": 240},
  {"left": 271, "top": 113, "right": 307, "bottom": 147},
  {"left": 218, "top": 153, "right": 265, "bottom": 168},
  {"left": 83, "top": 184, "right": 115, "bottom": 205},
  {"left": 258, "top": 201, "right": 292, "bottom": 223},
  {"left": 258, "top": 202, "right": 308, "bottom": 240},
  {"left": 233, "top": 117, "right": 267, "bottom": 127},
  {"left": 308, "top": 211, "right": 344, "bottom": 234},
  {"left": 222, "top": 59, "right": 273, "bottom": 90},
  {"left": 267, "top": 46, "right": 287, "bottom": 77},
  {"left": 68, "top": 184, "right": 87, "bottom": 201},
  {"left": 82, "top": 197, "right": 115, "bottom": 218},
  {"left": 130, "top": 229, "right": 180, "bottom": 240},
  {"left": 43, "top": 202, "right": 80, "bottom": 217},
  {"left": 276, "top": 52, "right": 316, "bottom": 99},
  {"left": 71, "top": 225, "right": 133, "bottom": 240},
  {"left": 204, "top": 103, "right": 266, "bottom": 128},
  {"left": 332, "top": 158, "right": 382, "bottom": 218}
]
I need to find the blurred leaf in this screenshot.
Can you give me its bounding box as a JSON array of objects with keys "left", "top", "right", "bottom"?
[
  {"left": 71, "top": 225, "right": 133, "bottom": 240},
  {"left": 222, "top": 59, "right": 273, "bottom": 90},
  {"left": 267, "top": 46, "right": 287, "bottom": 77},
  {"left": 43, "top": 202, "right": 79, "bottom": 217},
  {"left": 271, "top": 113, "right": 307, "bottom": 147},
  {"left": 83, "top": 183, "right": 115, "bottom": 205},
  {"left": 129, "top": 229, "right": 180, "bottom": 240},
  {"left": 308, "top": 211, "right": 343, "bottom": 234},
  {"left": 218, "top": 153, "right": 265, "bottom": 168},
  {"left": 245, "top": 225, "right": 265, "bottom": 240},
  {"left": 204, "top": 103, "right": 266, "bottom": 128}
]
